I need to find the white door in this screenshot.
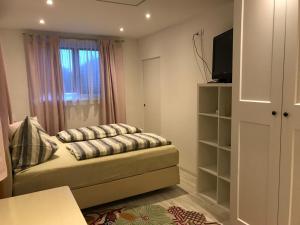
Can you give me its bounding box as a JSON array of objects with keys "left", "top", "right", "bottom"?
[
  {"left": 143, "top": 57, "right": 161, "bottom": 134},
  {"left": 231, "top": 0, "right": 286, "bottom": 225},
  {"left": 278, "top": 0, "right": 300, "bottom": 224}
]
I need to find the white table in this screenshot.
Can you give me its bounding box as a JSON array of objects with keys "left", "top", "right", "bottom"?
[{"left": 0, "top": 186, "right": 87, "bottom": 225}]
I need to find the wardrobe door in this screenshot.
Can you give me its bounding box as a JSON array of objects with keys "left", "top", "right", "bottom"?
[
  {"left": 279, "top": 0, "right": 300, "bottom": 224},
  {"left": 231, "top": 0, "right": 286, "bottom": 225}
]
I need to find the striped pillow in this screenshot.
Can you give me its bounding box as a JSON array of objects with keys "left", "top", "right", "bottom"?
[
  {"left": 8, "top": 116, "right": 39, "bottom": 141},
  {"left": 57, "top": 123, "right": 143, "bottom": 143},
  {"left": 10, "top": 116, "right": 58, "bottom": 172}
]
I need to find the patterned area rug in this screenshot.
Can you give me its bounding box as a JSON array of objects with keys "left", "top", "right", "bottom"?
[{"left": 83, "top": 204, "right": 220, "bottom": 225}]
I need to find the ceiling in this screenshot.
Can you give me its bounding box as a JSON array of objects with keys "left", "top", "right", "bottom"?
[
  {"left": 0, "top": 0, "right": 229, "bottom": 38},
  {"left": 96, "top": 0, "right": 146, "bottom": 6}
]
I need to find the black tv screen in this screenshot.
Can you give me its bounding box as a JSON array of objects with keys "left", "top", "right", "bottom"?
[{"left": 212, "top": 29, "right": 233, "bottom": 83}]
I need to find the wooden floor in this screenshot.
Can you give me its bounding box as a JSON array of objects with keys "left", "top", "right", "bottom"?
[{"left": 85, "top": 185, "right": 231, "bottom": 225}]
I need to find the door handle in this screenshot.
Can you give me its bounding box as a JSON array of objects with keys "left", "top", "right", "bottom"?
[
  {"left": 272, "top": 111, "right": 277, "bottom": 116},
  {"left": 283, "top": 112, "right": 289, "bottom": 117}
]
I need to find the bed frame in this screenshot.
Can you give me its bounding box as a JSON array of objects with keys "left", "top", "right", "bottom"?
[
  {"left": 0, "top": 144, "right": 179, "bottom": 209},
  {"left": 74, "top": 166, "right": 179, "bottom": 209}
]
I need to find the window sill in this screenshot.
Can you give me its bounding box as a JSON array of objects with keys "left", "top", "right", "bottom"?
[{"left": 64, "top": 99, "right": 100, "bottom": 106}]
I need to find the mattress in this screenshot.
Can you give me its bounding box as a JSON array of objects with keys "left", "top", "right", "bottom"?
[{"left": 13, "top": 137, "right": 179, "bottom": 195}]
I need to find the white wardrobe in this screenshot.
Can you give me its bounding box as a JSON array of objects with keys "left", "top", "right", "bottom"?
[{"left": 231, "top": 0, "right": 300, "bottom": 225}]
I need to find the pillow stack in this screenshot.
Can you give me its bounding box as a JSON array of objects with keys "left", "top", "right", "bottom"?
[{"left": 10, "top": 117, "right": 58, "bottom": 172}]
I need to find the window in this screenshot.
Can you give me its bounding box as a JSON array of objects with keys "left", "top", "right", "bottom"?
[{"left": 59, "top": 39, "right": 100, "bottom": 102}]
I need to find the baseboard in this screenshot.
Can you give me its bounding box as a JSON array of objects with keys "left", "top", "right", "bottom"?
[{"left": 178, "top": 167, "right": 197, "bottom": 194}]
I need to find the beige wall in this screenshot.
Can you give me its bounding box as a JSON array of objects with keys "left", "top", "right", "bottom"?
[
  {"left": 0, "top": 29, "right": 143, "bottom": 129},
  {"left": 138, "top": 1, "right": 233, "bottom": 175}
]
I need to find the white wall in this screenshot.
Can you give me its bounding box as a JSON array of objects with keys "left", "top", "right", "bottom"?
[
  {"left": 0, "top": 0, "right": 233, "bottom": 176},
  {"left": 0, "top": 30, "right": 30, "bottom": 121},
  {"left": 122, "top": 40, "right": 144, "bottom": 128},
  {"left": 0, "top": 29, "right": 143, "bottom": 129},
  {"left": 138, "top": 0, "right": 233, "bottom": 175}
]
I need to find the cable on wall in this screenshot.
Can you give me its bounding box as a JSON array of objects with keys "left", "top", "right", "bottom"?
[
  {"left": 192, "top": 37, "right": 206, "bottom": 82},
  {"left": 192, "top": 29, "right": 212, "bottom": 83}
]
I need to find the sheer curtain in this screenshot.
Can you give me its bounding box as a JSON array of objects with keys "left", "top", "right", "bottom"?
[
  {"left": 0, "top": 44, "right": 13, "bottom": 197},
  {"left": 23, "top": 34, "right": 66, "bottom": 135},
  {"left": 99, "top": 40, "right": 126, "bottom": 124},
  {"left": 60, "top": 39, "right": 101, "bottom": 104}
]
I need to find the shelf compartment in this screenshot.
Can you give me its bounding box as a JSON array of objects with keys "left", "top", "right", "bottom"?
[
  {"left": 198, "top": 116, "right": 218, "bottom": 143},
  {"left": 199, "top": 165, "right": 218, "bottom": 176},
  {"left": 219, "top": 87, "right": 232, "bottom": 117},
  {"left": 198, "top": 143, "right": 217, "bottom": 176},
  {"left": 198, "top": 87, "right": 218, "bottom": 114},
  {"left": 218, "top": 150, "right": 231, "bottom": 180},
  {"left": 219, "top": 118, "right": 231, "bottom": 148},
  {"left": 198, "top": 170, "right": 217, "bottom": 202},
  {"left": 201, "top": 190, "right": 218, "bottom": 203},
  {"left": 217, "top": 178, "right": 230, "bottom": 210}
]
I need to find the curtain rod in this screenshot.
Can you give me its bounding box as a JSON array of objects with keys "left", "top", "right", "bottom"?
[{"left": 22, "top": 32, "right": 125, "bottom": 43}]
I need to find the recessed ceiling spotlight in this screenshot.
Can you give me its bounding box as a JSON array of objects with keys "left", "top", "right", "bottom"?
[
  {"left": 39, "top": 19, "right": 45, "bottom": 25},
  {"left": 46, "top": 0, "right": 53, "bottom": 5},
  {"left": 120, "top": 27, "right": 124, "bottom": 32},
  {"left": 145, "top": 13, "right": 151, "bottom": 19}
]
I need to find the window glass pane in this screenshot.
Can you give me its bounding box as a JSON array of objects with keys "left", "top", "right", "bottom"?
[
  {"left": 60, "top": 48, "right": 74, "bottom": 100},
  {"left": 78, "top": 50, "right": 100, "bottom": 97},
  {"left": 59, "top": 46, "right": 101, "bottom": 102}
]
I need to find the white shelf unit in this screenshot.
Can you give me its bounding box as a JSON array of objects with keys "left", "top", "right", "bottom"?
[{"left": 197, "top": 83, "right": 232, "bottom": 211}]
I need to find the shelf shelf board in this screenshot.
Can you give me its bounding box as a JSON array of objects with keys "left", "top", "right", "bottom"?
[
  {"left": 219, "top": 116, "right": 231, "bottom": 120},
  {"left": 199, "top": 139, "right": 219, "bottom": 148},
  {"left": 199, "top": 190, "right": 217, "bottom": 203},
  {"left": 219, "top": 174, "right": 231, "bottom": 183},
  {"left": 200, "top": 141, "right": 231, "bottom": 152},
  {"left": 199, "top": 164, "right": 218, "bottom": 176},
  {"left": 198, "top": 113, "right": 218, "bottom": 118},
  {"left": 198, "top": 83, "right": 232, "bottom": 87},
  {"left": 219, "top": 145, "right": 231, "bottom": 152}
]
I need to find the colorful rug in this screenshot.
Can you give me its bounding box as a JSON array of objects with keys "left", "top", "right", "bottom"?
[{"left": 83, "top": 204, "right": 220, "bottom": 225}]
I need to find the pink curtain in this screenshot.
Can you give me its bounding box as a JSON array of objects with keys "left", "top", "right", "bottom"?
[
  {"left": 0, "top": 44, "right": 13, "bottom": 197},
  {"left": 0, "top": 122, "right": 7, "bottom": 183},
  {"left": 23, "top": 34, "right": 66, "bottom": 135},
  {"left": 99, "top": 40, "right": 126, "bottom": 124}
]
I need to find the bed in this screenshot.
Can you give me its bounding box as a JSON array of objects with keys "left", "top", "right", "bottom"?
[{"left": 10, "top": 136, "right": 180, "bottom": 209}]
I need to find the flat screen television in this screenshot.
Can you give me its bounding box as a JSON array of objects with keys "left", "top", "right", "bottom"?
[{"left": 212, "top": 29, "right": 233, "bottom": 83}]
